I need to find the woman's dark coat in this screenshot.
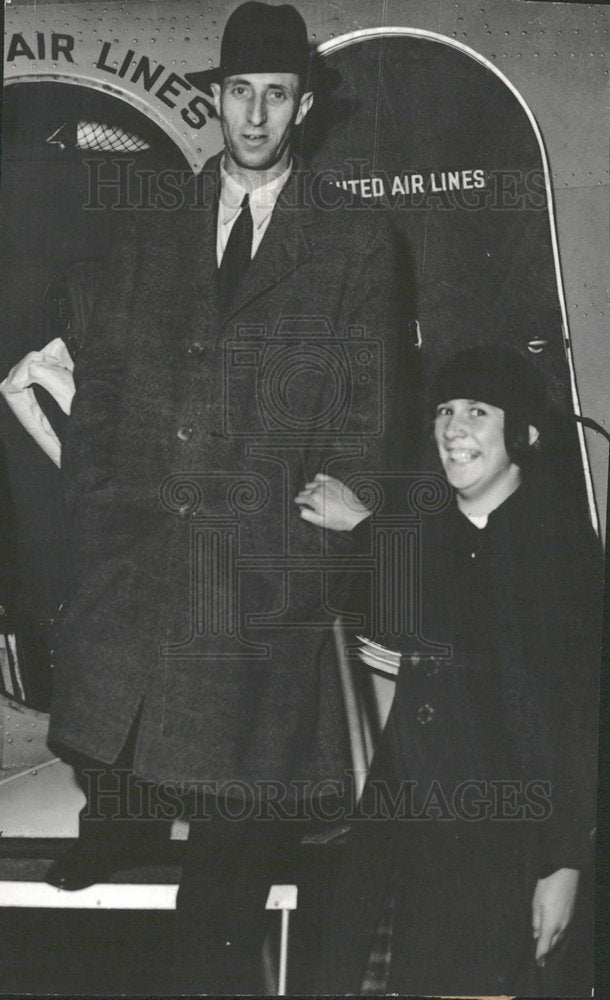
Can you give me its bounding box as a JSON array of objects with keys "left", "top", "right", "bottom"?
[
  {"left": 48, "top": 156, "right": 412, "bottom": 793},
  {"left": 322, "top": 474, "right": 602, "bottom": 994}
]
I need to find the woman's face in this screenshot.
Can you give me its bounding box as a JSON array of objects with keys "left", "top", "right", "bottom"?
[{"left": 434, "top": 398, "right": 520, "bottom": 505}]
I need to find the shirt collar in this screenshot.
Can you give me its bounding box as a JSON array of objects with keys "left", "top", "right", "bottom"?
[
  {"left": 454, "top": 480, "right": 526, "bottom": 534},
  {"left": 218, "top": 157, "right": 292, "bottom": 231}
]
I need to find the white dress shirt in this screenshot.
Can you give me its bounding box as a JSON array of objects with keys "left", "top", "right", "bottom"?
[{"left": 216, "top": 158, "right": 292, "bottom": 266}]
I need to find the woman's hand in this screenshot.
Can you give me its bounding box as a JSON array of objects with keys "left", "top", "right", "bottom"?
[
  {"left": 532, "top": 867, "right": 580, "bottom": 964},
  {"left": 295, "top": 473, "right": 371, "bottom": 531}
]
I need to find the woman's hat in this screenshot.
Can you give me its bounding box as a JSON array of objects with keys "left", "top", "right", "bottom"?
[
  {"left": 185, "top": 2, "right": 337, "bottom": 93},
  {"left": 435, "top": 346, "right": 548, "bottom": 430}
]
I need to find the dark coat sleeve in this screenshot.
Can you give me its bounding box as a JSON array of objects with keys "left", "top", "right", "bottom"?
[
  {"left": 534, "top": 511, "right": 602, "bottom": 874},
  {"left": 61, "top": 216, "right": 140, "bottom": 589},
  {"left": 318, "top": 214, "right": 418, "bottom": 483},
  {"left": 0, "top": 440, "right": 18, "bottom": 612},
  {"left": 296, "top": 213, "right": 418, "bottom": 600}
]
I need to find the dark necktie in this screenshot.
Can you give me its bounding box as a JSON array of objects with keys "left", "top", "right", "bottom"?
[{"left": 217, "top": 193, "right": 253, "bottom": 309}]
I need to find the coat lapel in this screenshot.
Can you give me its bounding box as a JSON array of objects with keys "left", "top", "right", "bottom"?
[
  {"left": 178, "top": 159, "right": 221, "bottom": 334},
  {"left": 220, "top": 170, "right": 315, "bottom": 327}
]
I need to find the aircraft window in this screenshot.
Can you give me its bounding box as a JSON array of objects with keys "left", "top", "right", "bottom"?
[{"left": 2, "top": 81, "right": 186, "bottom": 166}]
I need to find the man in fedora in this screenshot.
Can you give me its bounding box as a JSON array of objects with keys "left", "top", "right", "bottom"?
[{"left": 48, "top": 1, "right": 414, "bottom": 990}]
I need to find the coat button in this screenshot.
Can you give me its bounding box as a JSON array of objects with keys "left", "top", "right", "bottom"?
[
  {"left": 177, "top": 425, "right": 193, "bottom": 442},
  {"left": 187, "top": 340, "right": 205, "bottom": 357},
  {"left": 416, "top": 703, "right": 435, "bottom": 725}
]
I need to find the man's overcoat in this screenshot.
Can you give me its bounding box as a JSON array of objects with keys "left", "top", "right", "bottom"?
[{"left": 49, "top": 155, "right": 411, "bottom": 792}]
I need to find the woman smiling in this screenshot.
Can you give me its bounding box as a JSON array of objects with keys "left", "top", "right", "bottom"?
[{"left": 298, "top": 347, "right": 602, "bottom": 996}]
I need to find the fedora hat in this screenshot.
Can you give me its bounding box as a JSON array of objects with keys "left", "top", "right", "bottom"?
[{"left": 185, "top": 1, "right": 338, "bottom": 93}]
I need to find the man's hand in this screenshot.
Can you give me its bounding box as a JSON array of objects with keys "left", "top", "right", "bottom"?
[
  {"left": 532, "top": 867, "right": 580, "bottom": 964},
  {"left": 295, "top": 473, "right": 371, "bottom": 531}
]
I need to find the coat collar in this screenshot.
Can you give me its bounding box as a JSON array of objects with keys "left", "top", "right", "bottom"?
[{"left": 199, "top": 153, "right": 317, "bottom": 326}]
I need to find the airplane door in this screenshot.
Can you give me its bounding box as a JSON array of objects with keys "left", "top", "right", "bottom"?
[{"left": 306, "top": 30, "right": 594, "bottom": 517}]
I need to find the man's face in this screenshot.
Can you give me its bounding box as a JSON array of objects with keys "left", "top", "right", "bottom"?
[
  {"left": 211, "top": 73, "right": 313, "bottom": 175},
  {"left": 434, "top": 398, "right": 518, "bottom": 503}
]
